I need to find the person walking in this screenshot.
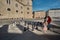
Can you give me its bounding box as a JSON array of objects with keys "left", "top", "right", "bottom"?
[
  {"left": 43, "top": 19, "right": 48, "bottom": 33},
  {"left": 47, "top": 16, "right": 52, "bottom": 30},
  {"left": 43, "top": 16, "right": 52, "bottom": 33}
]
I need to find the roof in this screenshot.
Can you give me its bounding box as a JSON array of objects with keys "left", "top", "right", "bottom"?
[
  {"left": 50, "top": 8, "right": 60, "bottom": 10},
  {"left": 33, "top": 10, "right": 45, "bottom": 12}
]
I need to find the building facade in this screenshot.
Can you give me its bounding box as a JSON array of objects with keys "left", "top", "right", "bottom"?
[
  {"left": 47, "top": 8, "right": 60, "bottom": 20},
  {"left": 47, "top": 8, "right": 60, "bottom": 26},
  {"left": 0, "top": 0, "right": 32, "bottom": 19},
  {"left": 33, "top": 11, "right": 46, "bottom": 19}
]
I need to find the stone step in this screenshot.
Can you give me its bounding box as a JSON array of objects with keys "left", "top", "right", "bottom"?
[{"left": 50, "top": 28, "right": 60, "bottom": 34}]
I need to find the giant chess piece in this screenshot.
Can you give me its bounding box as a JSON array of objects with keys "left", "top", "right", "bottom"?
[{"left": 13, "top": 22, "right": 16, "bottom": 26}]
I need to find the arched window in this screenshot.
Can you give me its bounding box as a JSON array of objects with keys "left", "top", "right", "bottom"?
[
  {"left": 6, "top": 0, "right": 10, "bottom": 4},
  {"left": 15, "top": 3, "right": 18, "bottom": 7},
  {"left": 27, "top": 12, "right": 29, "bottom": 14},
  {"left": 27, "top": 7, "right": 29, "bottom": 10},
  {"left": 7, "top": 8, "right": 11, "bottom": 11},
  {"left": 16, "top": 10, "right": 18, "bottom": 13}
]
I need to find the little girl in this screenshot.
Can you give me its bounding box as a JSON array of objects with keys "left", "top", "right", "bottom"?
[
  {"left": 43, "top": 17, "right": 48, "bottom": 33},
  {"left": 43, "top": 21, "right": 48, "bottom": 33}
]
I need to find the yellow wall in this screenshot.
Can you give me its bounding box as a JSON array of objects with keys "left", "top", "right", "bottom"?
[
  {"left": 0, "top": 0, "right": 32, "bottom": 19},
  {"left": 34, "top": 11, "right": 46, "bottom": 19}
]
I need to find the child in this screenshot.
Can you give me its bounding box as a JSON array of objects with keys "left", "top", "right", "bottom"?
[{"left": 43, "top": 18, "right": 48, "bottom": 33}]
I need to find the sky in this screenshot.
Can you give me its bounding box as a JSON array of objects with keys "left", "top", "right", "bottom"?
[{"left": 32, "top": 0, "right": 60, "bottom": 11}]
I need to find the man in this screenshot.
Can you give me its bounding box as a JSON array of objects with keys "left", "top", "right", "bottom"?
[{"left": 47, "top": 16, "right": 52, "bottom": 30}]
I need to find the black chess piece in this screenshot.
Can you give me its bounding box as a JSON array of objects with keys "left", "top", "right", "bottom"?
[{"left": 23, "top": 27, "right": 27, "bottom": 31}]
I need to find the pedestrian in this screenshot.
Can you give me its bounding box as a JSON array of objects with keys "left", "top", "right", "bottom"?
[
  {"left": 47, "top": 16, "right": 52, "bottom": 30},
  {"left": 43, "top": 19, "right": 48, "bottom": 33},
  {"left": 43, "top": 16, "right": 52, "bottom": 33}
]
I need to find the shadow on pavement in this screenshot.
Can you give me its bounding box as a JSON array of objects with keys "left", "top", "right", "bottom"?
[
  {"left": 53, "top": 20, "right": 60, "bottom": 25},
  {"left": 0, "top": 30, "right": 60, "bottom": 40},
  {"left": 16, "top": 24, "right": 24, "bottom": 32},
  {"left": 0, "top": 24, "right": 9, "bottom": 33},
  {"left": 49, "top": 24, "right": 60, "bottom": 34},
  {"left": 0, "top": 24, "right": 60, "bottom": 40}
]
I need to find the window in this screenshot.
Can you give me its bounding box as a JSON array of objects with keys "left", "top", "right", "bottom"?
[
  {"left": 9, "top": 0, "right": 10, "bottom": 4},
  {"left": 16, "top": 3, "right": 18, "bottom": 7},
  {"left": 21, "top": 11, "right": 23, "bottom": 13},
  {"left": 7, "top": 8, "right": 11, "bottom": 11},
  {"left": 16, "top": 10, "right": 18, "bottom": 13},
  {"left": 27, "top": 7, "right": 29, "bottom": 10},
  {"left": 21, "top": 6, "right": 23, "bottom": 9},
  {"left": 6, "top": 0, "right": 10, "bottom": 4},
  {"left": 0, "top": 14, "right": 1, "bottom": 15},
  {"left": 27, "top": 12, "right": 29, "bottom": 14},
  {"left": 27, "top": 0, "right": 29, "bottom": 5},
  {"left": 7, "top": 0, "right": 8, "bottom": 4}
]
